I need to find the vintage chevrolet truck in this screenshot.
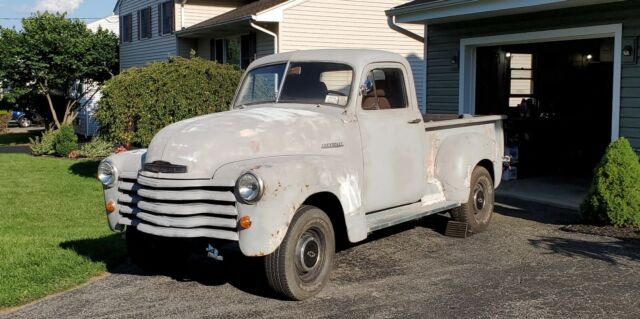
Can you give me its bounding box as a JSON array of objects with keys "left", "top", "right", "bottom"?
[{"left": 98, "top": 49, "right": 505, "bottom": 300}]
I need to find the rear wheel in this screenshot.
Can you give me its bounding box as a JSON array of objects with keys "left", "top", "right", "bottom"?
[
  {"left": 450, "top": 166, "right": 494, "bottom": 233},
  {"left": 265, "top": 205, "right": 335, "bottom": 300}
]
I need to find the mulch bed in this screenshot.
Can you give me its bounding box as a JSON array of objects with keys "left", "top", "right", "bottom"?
[{"left": 562, "top": 224, "right": 640, "bottom": 240}]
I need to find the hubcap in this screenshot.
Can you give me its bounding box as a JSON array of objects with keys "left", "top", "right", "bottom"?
[
  {"left": 296, "top": 231, "right": 322, "bottom": 274},
  {"left": 473, "top": 184, "right": 486, "bottom": 212}
]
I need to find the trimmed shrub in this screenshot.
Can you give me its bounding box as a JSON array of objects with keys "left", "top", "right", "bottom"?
[
  {"left": 52, "top": 124, "right": 78, "bottom": 156},
  {"left": 78, "top": 138, "right": 113, "bottom": 158},
  {"left": 581, "top": 137, "right": 640, "bottom": 227},
  {"left": 0, "top": 110, "right": 10, "bottom": 134},
  {"left": 96, "top": 57, "right": 242, "bottom": 147},
  {"left": 29, "top": 129, "right": 57, "bottom": 156}
]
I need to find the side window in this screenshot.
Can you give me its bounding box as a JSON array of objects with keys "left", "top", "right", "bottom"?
[{"left": 361, "top": 68, "right": 407, "bottom": 110}]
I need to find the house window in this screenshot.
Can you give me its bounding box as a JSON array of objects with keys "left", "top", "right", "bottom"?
[
  {"left": 225, "top": 37, "right": 241, "bottom": 66},
  {"left": 508, "top": 53, "right": 533, "bottom": 107},
  {"left": 138, "top": 7, "right": 152, "bottom": 39},
  {"left": 160, "top": 1, "right": 175, "bottom": 35},
  {"left": 241, "top": 33, "right": 257, "bottom": 69},
  {"left": 120, "top": 13, "right": 132, "bottom": 43},
  {"left": 209, "top": 35, "right": 257, "bottom": 68}
]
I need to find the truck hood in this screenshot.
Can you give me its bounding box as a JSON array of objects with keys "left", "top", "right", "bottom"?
[{"left": 144, "top": 105, "right": 348, "bottom": 179}]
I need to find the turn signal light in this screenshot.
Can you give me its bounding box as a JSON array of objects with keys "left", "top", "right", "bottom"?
[
  {"left": 239, "top": 216, "right": 252, "bottom": 229},
  {"left": 106, "top": 200, "right": 116, "bottom": 213}
]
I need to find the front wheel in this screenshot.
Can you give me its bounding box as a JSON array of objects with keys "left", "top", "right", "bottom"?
[
  {"left": 18, "top": 116, "right": 31, "bottom": 128},
  {"left": 264, "top": 205, "right": 335, "bottom": 300},
  {"left": 450, "top": 166, "right": 494, "bottom": 233}
]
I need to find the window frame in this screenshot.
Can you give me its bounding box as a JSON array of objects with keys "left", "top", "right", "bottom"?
[
  {"left": 508, "top": 53, "right": 534, "bottom": 107},
  {"left": 138, "top": 6, "right": 153, "bottom": 40},
  {"left": 360, "top": 66, "right": 410, "bottom": 111},
  {"left": 120, "top": 13, "right": 133, "bottom": 43},
  {"left": 160, "top": 1, "right": 175, "bottom": 35}
]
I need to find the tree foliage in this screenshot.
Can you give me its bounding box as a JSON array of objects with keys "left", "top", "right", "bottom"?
[
  {"left": 96, "top": 57, "right": 242, "bottom": 147},
  {"left": 581, "top": 137, "right": 640, "bottom": 227},
  {"left": 0, "top": 12, "right": 118, "bottom": 128}
]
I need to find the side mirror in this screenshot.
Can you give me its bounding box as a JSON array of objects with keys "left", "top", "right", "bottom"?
[{"left": 359, "top": 79, "right": 374, "bottom": 96}]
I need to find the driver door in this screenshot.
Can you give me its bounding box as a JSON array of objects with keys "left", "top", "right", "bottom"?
[{"left": 356, "top": 63, "right": 426, "bottom": 212}]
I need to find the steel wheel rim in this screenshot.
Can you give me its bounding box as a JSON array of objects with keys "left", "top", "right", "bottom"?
[
  {"left": 473, "top": 184, "right": 486, "bottom": 212},
  {"left": 472, "top": 178, "right": 492, "bottom": 223},
  {"left": 295, "top": 227, "right": 324, "bottom": 282}
]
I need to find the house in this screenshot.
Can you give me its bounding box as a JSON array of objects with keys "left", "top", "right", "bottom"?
[
  {"left": 74, "top": 15, "right": 121, "bottom": 137},
  {"left": 387, "top": 0, "right": 640, "bottom": 208},
  {"left": 113, "top": 0, "right": 427, "bottom": 110}
]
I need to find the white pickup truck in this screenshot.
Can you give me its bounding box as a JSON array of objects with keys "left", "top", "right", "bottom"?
[{"left": 98, "top": 49, "right": 505, "bottom": 300}]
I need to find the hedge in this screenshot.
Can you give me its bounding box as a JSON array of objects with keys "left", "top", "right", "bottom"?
[
  {"left": 581, "top": 137, "right": 640, "bottom": 227},
  {"left": 96, "top": 57, "right": 243, "bottom": 147}
]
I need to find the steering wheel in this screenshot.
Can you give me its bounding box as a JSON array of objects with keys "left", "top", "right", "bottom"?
[{"left": 327, "top": 90, "right": 347, "bottom": 96}]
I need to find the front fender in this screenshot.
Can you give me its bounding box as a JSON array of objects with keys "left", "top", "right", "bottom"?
[
  {"left": 435, "top": 133, "right": 497, "bottom": 203},
  {"left": 214, "top": 156, "right": 366, "bottom": 256}
]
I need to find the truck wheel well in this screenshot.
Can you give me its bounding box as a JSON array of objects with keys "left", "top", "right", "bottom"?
[
  {"left": 303, "top": 192, "right": 348, "bottom": 248},
  {"left": 477, "top": 159, "right": 494, "bottom": 182}
]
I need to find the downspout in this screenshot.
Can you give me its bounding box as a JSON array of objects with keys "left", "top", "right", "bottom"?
[
  {"left": 180, "top": 0, "right": 188, "bottom": 30},
  {"left": 250, "top": 20, "right": 278, "bottom": 53},
  {"left": 387, "top": 15, "right": 424, "bottom": 42}
]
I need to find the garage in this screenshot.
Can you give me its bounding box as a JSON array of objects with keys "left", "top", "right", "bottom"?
[{"left": 387, "top": 0, "right": 640, "bottom": 209}]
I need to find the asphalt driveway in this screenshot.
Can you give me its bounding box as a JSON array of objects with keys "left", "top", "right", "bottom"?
[{"left": 3, "top": 197, "right": 640, "bottom": 319}]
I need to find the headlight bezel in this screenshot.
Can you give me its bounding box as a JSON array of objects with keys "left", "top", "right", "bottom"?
[
  {"left": 98, "top": 160, "right": 118, "bottom": 188},
  {"left": 235, "top": 172, "right": 264, "bottom": 204}
]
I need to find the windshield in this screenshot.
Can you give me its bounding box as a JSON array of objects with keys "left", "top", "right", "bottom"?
[{"left": 235, "top": 62, "right": 353, "bottom": 107}]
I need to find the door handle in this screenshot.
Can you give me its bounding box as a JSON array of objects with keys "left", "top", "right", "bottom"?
[{"left": 408, "top": 118, "right": 422, "bottom": 124}]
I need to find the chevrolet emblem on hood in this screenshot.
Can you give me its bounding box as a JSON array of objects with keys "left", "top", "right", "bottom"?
[{"left": 143, "top": 161, "right": 188, "bottom": 174}]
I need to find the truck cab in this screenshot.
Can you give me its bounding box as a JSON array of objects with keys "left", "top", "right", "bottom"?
[{"left": 99, "top": 49, "right": 505, "bottom": 300}]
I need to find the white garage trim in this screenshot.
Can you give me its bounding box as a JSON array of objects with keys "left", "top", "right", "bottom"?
[{"left": 459, "top": 23, "right": 622, "bottom": 141}]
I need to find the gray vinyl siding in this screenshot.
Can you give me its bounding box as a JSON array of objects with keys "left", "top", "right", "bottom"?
[
  {"left": 256, "top": 30, "right": 276, "bottom": 59},
  {"left": 424, "top": 1, "right": 640, "bottom": 149},
  {"left": 280, "top": 0, "right": 426, "bottom": 111},
  {"left": 118, "top": 0, "right": 178, "bottom": 69}
]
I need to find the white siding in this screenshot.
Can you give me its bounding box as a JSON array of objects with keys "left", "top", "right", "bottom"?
[
  {"left": 118, "top": 0, "right": 178, "bottom": 69},
  {"left": 87, "top": 15, "right": 119, "bottom": 35},
  {"left": 178, "top": 0, "right": 239, "bottom": 29},
  {"left": 279, "top": 0, "right": 426, "bottom": 111}
]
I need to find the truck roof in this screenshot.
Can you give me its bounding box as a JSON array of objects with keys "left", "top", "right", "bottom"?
[{"left": 250, "top": 49, "right": 409, "bottom": 71}]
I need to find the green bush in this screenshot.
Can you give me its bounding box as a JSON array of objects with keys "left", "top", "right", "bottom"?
[
  {"left": 96, "top": 57, "right": 242, "bottom": 147},
  {"left": 29, "top": 129, "right": 57, "bottom": 156},
  {"left": 0, "top": 110, "right": 10, "bottom": 134},
  {"left": 581, "top": 137, "right": 640, "bottom": 227},
  {"left": 79, "top": 138, "right": 113, "bottom": 158},
  {"left": 52, "top": 124, "right": 78, "bottom": 156}
]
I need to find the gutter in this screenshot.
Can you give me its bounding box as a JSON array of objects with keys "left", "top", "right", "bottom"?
[
  {"left": 250, "top": 19, "right": 278, "bottom": 53},
  {"left": 386, "top": 15, "right": 424, "bottom": 42},
  {"left": 385, "top": 0, "right": 475, "bottom": 17}
]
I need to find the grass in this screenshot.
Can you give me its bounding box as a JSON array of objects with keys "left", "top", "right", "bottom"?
[
  {"left": 0, "top": 154, "right": 125, "bottom": 309},
  {"left": 0, "top": 132, "right": 41, "bottom": 146}
]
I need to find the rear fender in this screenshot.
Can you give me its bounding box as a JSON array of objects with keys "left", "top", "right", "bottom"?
[{"left": 435, "top": 133, "right": 498, "bottom": 203}]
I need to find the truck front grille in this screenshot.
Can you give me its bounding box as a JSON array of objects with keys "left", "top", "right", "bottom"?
[{"left": 117, "top": 175, "right": 239, "bottom": 241}]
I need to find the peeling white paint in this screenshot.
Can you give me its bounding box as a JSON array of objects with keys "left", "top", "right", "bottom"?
[{"left": 338, "top": 174, "right": 361, "bottom": 215}]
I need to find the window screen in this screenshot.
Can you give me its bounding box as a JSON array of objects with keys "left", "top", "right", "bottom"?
[{"left": 361, "top": 68, "right": 407, "bottom": 110}]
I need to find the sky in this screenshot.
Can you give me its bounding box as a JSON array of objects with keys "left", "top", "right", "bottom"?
[{"left": 0, "top": 0, "right": 117, "bottom": 29}]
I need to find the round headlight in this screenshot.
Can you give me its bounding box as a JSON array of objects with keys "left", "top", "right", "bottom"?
[
  {"left": 98, "top": 160, "right": 118, "bottom": 188},
  {"left": 235, "top": 172, "right": 263, "bottom": 204}
]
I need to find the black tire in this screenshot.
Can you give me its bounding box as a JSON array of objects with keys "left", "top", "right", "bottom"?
[
  {"left": 126, "top": 227, "right": 190, "bottom": 274},
  {"left": 450, "top": 166, "right": 494, "bottom": 233},
  {"left": 18, "top": 116, "right": 31, "bottom": 128},
  {"left": 265, "top": 205, "right": 335, "bottom": 300}
]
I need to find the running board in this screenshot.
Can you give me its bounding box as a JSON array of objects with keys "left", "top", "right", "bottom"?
[{"left": 366, "top": 201, "right": 459, "bottom": 232}]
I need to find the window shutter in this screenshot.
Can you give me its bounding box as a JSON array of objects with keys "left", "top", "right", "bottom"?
[
  {"left": 127, "top": 15, "right": 132, "bottom": 42},
  {"left": 157, "top": 4, "right": 162, "bottom": 35},
  {"left": 119, "top": 17, "right": 123, "bottom": 43},
  {"left": 146, "top": 7, "right": 152, "bottom": 38},
  {"left": 136, "top": 10, "right": 140, "bottom": 40},
  {"left": 170, "top": 3, "right": 175, "bottom": 32}
]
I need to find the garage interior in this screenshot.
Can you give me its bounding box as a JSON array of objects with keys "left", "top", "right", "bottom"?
[{"left": 474, "top": 38, "right": 615, "bottom": 209}]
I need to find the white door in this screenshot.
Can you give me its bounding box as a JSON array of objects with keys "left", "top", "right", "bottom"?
[{"left": 356, "top": 64, "right": 426, "bottom": 212}]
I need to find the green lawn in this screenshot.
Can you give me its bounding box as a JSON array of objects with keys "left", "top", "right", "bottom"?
[
  {"left": 0, "top": 154, "right": 125, "bottom": 309},
  {"left": 0, "top": 132, "right": 40, "bottom": 146}
]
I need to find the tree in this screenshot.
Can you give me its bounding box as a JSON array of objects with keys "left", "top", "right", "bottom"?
[{"left": 0, "top": 12, "right": 118, "bottom": 129}]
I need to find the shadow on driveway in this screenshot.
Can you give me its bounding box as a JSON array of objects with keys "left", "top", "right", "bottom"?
[{"left": 529, "top": 236, "right": 640, "bottom": 265}]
